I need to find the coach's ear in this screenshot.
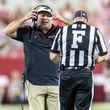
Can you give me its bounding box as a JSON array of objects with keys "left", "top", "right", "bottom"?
[{"left": 50, "top": 52, "right": 60, "bottom": 64}]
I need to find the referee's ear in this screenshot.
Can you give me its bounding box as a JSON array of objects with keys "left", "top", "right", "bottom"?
[{"left": 50, "top": 52, "right": 60, "bottom": 64}]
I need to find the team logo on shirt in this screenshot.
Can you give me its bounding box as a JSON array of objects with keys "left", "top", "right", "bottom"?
[
  {"left": 32, "top": 31, "right": 42, "bottom": 38},
  {"left": 48, "top": 35, "right": 55, "bottom": 38}
]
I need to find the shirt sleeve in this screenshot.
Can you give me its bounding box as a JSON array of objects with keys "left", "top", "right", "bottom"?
[
  {"left": 12, "top": 25, "right": 32, "bottom": 42},
  {"left": 95, "top": 28, "right": 108, "bottom": 56},
  {"left": 51, "top": 28, "right": 61, "bottom": 53}
]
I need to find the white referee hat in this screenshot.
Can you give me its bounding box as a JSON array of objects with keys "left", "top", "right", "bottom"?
[{"left": 37, "top": 5, "right": 53, "bottom": 15}]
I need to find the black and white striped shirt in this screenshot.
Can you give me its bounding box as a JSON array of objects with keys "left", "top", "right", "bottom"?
[{"left": 51, "top": 22, "right": 108, "bottom": 68}]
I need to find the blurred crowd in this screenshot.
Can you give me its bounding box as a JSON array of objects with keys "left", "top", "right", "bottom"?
[{"left": 0, "top": 0, "right": 110, "bottom": 104}]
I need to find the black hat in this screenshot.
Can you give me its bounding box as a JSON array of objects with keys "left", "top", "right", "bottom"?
[{"left": 74, "top": 10, "right": 88, "bottom": 20}]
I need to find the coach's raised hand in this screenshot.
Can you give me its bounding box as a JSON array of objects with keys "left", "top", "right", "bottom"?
[
  {"left": 24, "top": 9, "right": 38, "bottom": 21},
  {"left": 53, "top": 11, "right": 74, "bottom": 25},
  {"left": 4, "top": 8, "right": 38, "bottom": 38}
]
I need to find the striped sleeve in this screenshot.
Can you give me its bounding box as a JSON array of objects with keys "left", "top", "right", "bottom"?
[
  {"left": 95, "top": 28, "right": 108, "bottom": 56},
  {"left": 51, "top": 28, "right": 61, "bottom": 53}
]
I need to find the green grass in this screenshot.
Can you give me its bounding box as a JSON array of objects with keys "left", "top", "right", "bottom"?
[
  {"left": 0, "top": 104, "right": 28, "bottom": 110},
  {"left": 0, "top": 103, "right": 110, "bottom": 110},
  {"left": 92, "top": 103, "right": 110, "bottom": 110}
]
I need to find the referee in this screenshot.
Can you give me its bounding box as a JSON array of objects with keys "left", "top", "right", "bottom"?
[{"left": 50, "top": 10, "right": 108, "bottom": 110}]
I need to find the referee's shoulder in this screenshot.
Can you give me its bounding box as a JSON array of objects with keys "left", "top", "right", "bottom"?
[
  {"left": 87, "top": 24, "right": 98, "bottom": 30},
  {"left": 59, "top": 25, "right": 69, "bottom": 32},
  {"left": 62, "top": 25, "right": 69, "bottom": 28}
]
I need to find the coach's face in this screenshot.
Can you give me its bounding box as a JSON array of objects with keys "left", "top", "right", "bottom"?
[{"left": 37, "top": 11, "right": 53, "bottom": 30}]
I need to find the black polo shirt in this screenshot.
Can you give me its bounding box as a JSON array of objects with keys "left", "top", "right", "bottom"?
[{"left": 14, "top": 25, "right": 60, "bottom": 85}]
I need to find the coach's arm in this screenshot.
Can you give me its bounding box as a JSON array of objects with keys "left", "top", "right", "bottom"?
[
  {"left": 95, "top": 54, "right": 108, "bottom": 64},
  {"left": 4, "top": 9, "right": 37, "bottom": 38},
  {"left": 53, "top": 12, "right": 74, "bottom": 25},
  {"left": 50, "top": 52, "right": 60, "bottom": 64}
]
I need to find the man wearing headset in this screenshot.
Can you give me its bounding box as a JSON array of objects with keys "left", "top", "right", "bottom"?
[{"left": 4, "top": 5, "right": 73, "bottom": 110}]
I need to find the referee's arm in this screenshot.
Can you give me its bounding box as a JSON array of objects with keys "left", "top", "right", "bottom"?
[
  {"left": 95, "top": 28, "right": 108, "bottom": 64},
  {"left": 50, "top": 28, "right": 61, "bottom": 64},
  {"left": 50, "top": 52, "right": 60, "bottom": 64},
  {"left": 95, "top": 54, "right": 108, "bottom": 64}
]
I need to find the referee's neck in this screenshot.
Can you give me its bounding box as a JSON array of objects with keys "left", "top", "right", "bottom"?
[{"left": 74, "top": 21, "right": 86, "bottom": 24}]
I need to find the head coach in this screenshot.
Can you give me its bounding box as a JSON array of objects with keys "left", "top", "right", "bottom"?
[{"left": 4, "top": 5, "right": 74, "bottom": 110}]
